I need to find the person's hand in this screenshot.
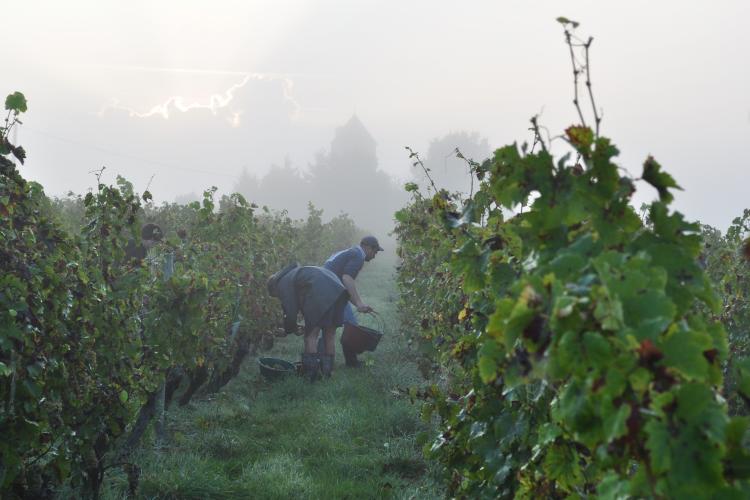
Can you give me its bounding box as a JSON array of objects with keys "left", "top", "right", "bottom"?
[{"left": 356, "top": 304, "right": 374, "bottom": 314}]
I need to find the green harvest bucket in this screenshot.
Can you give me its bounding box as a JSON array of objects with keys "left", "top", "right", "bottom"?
[{"left": 258, "top": 357, "right": 297, "bottom": 381}]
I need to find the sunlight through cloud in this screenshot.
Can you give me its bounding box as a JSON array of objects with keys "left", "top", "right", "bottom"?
[{"left": 96, "top": 67, "right": 301, "bottom": 123}]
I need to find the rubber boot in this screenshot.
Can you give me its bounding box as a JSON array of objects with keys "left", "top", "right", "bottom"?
[
  {"left": 301, "top": 353, "right": 320, "bottom": 382},
  {"left": 342, "top": 346, "right": 361, "bottom": 368},
  {"left": 320, "top": 354, "right": 334, "bottom": 378}
]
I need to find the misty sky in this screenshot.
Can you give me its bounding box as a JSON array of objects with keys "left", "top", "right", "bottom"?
[{"left": 3, "top": 0, "right": 748, "bottom": 230}]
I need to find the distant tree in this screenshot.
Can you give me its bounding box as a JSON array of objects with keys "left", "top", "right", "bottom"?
[
  {"left": 174, "top": 191, "right": 201, "bottom": 205},
  {"left": 46, "top": 192, "right": 87, "bottom": 234},
  {"left": 257, "top": 158, "right": 310, "bottom": 217},
  {"left": 232, "top": 168, "right": 259, "bottom": 203},
  {"left": 418, "top": 131, "right": 491, "bottom": 196},
  {"left": 307, "top": 115, "right": 406, "bottom": 238},
  {"left": 230, "top": 115, "right": 407, "bottom": 238}
]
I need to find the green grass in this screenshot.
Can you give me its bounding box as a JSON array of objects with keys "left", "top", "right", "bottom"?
[{"left": 99, "top": 257, "right": 442, "bottom": 499}]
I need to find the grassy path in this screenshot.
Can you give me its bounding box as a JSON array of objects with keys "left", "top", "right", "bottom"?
[{"left": 101, "top": 260, "right": 441, "bottom": 499}]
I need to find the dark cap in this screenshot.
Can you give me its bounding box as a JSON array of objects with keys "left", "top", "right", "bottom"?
[{"left": 360, "top": 236, "right": 384, "bottom": 252}]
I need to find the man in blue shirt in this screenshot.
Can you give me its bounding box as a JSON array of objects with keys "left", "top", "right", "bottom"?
[{"left": 322, "top": 235, "right": 383, "bottom": 368}]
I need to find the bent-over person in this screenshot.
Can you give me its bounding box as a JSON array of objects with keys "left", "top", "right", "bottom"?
[{"left": 267, "top": 264, "right": 349, "bottom": 380}]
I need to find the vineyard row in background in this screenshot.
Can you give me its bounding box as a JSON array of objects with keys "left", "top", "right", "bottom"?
[{"left": 1, "top": 92, "right": 365, "bottom": 498}]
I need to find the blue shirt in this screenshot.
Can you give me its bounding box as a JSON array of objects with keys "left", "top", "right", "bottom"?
[{"left": 324, "top": 246, "right": 365, "bottom": 281}]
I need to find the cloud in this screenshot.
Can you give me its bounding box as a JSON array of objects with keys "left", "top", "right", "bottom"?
[
  {"left": 96, "top": 67, "right": 301, "bottom": 124},
  {"left": 72, "top": 66, "right": 327, "bottom": 204}
]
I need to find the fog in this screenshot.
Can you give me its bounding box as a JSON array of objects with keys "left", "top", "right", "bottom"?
[{"left": 3, "top": 0, "right": 749, "bottom": 234}]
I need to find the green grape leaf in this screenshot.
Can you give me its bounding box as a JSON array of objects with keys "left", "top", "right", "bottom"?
[
  {"left": 675, "top": 383, "right": 727, "bottom": 444},
  {"left": 5, "top": 92, "right": 27, "bottom": 113},
  {"left": 537, "top": 422, "right": 562, "bottom": 446},
  {"left": 734, "top": 357, "right": 750, "bottom": 400},
  {"left": 596, "top": 472, "right": 630, "bottom": 500},
  {"left": 478, "top": 340, "right": 503, "bottom": 383},
  {"left": 725, "top": 417, "right": 750, "bottom": 480},
  {"left": 645, "top": 419, "right": 671, "bottom": 474},
  {"left": 662, "top": 329, "right": 712, "bottom": 381},
  {"left": 629, "top": 367, "right": 652, "bottom": 395},
  {"left": 582, "top": 331, "right": 612, "bottom": 369},
  {"left": 641, "top": 156, "right": 681, "bottom": 203},
  {"left": 543, "top": 444, "right": 584, "bottom": 491},
  {"left": 603, "top": 403, "right": 630, "bottom": 443}
]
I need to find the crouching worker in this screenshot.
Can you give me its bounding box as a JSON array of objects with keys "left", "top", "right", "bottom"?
[{"left": 267, "top": 263, "right": 349, "bottom": 380}]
